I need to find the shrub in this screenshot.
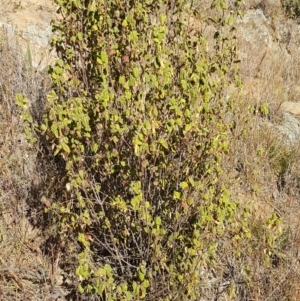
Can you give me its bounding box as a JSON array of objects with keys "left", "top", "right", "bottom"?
[{"left": 17, "top": 0, "right": 281, "bottom": 300}]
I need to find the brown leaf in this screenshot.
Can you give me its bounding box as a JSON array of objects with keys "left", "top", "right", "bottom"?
[
  {"left": 123, "top": 55, "right": 129, "bottom": 63},
  {"left": 182, "top": 202, "right": 189, "bottom": 211}
]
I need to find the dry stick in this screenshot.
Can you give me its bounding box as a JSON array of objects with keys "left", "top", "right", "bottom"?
[
  {"left": 91, "top": 182, "right": 126, "bottom": 274},
  {"left": 265, "top": 254, "right": 300, "bottom": 301}
]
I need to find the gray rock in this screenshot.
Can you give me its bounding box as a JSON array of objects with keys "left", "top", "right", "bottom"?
[{"left": 277, "top": 112, "right": 300, "bottom": 144}]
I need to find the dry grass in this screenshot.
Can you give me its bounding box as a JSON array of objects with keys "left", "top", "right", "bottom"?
[
  {"left": 220, "top": 18, "right": 300, "bottom": 298},
  {"left": 0, "top": 30, "right": 70, "bottom": 300}
]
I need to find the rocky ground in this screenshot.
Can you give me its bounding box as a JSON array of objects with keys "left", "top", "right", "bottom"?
[
  {"left": 0, "top": 0, "right": 56, "bottom": 68},
  {"left": 237, "top": 0, "right": 300, "bottom": 143}
]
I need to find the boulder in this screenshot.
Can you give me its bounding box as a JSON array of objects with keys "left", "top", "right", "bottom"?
[
  {"left": 280, "top": 102, "right": 300, "bottom": 116},
  {"left": 277, "top": 112, "right": 300, "bottom": 144}
]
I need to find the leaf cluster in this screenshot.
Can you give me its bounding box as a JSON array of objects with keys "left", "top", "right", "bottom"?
[{"left": 15, "top": 0, "right": 282, "bottom": 300}]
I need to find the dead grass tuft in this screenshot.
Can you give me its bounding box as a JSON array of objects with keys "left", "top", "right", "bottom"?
[
  {"left": 221, "top": 18, "right": 300, "bottom": 298},
  {"left": 0, "top": 30, "right": 69, "bottom": 300}
]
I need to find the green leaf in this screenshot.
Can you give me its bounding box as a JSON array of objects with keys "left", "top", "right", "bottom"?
[
  {"left": 78, "top": 285, "right": 84, "bottom": 294},
  {"left": 155, "top": 216, "right": 161, "bottom": 226},
  {"left": 119, "top": 75, "right": 125, "bottom": 84},
  {"left": 132, "top": 281, "right": 139, "bottom": 296},
  {"left": 131, "top": 196, "right": 141, "bottom": 211},
  {"left": 180, "top": 182, "right": 189, "bottom": 189},
  {"left": 41, "top": 124, "right": 47, "bottom": 132},
  {"left": 158, "top": 138, "right": 168, "bottom": 150},
  {"left": 51, "top": 124, "right": 59, "bottom": 138},
  {"left": 57, "top": 58, "right": 63, "bottom": 67},
  {"left": 16, "top": 93, "right": 26, "bottom": 107},
  {"left": 188, "top": 177, "right": 195, "bottom": 186},
  {"left": 176, "top": 118, "right": 183, "bottom": 126},
  {"left": 101, "top": 51, "right": 108, "bottom": 65},
  {"left": 173, "top": 191, "right": 181, "bottom": 199},
  {"left": 185, "top": 123, "right": 192, "bottom": 132},
  {"left": 61, "top": 142, "right": 70, "bottom": 154},
  {"left": 159, "top": 14, "right": 166, "bottom": 25},
  {"left": 133, "top": 67, "right": 139, "bottom": 78},
  {"left": 104, "top": 264, "right": 112, "bottom": 272},
  {"left": 77, "top": 32, "right": 83, "bottom": 41},
  {"left": 181, "top": 79, "right": 187, "bottom": 90},
  {"left": 54, "top": 66, "right": 63, "bottom": 75},
  {"left": 142, "top": 279, "right": 150, "bottom": 288},
  {"left": 138, "top": 269, "right": 145, "bottom": 281}
]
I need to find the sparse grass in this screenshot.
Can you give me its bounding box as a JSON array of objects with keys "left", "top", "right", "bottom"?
[
  {"left": 224, "top": 25, "right": 300, "bottom": 299},
  {"left": 0, "top": 30, "right": 65, "bottom": 300}
]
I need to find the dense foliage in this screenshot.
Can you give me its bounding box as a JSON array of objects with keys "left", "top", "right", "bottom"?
[{"left": 17, "top": 0, "right": 282, "bottom": 300}]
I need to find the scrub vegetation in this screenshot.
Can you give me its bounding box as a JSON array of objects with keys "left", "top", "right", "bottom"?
[{"left": 1, "top": 0, "right": 300, "bottom": 300}]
